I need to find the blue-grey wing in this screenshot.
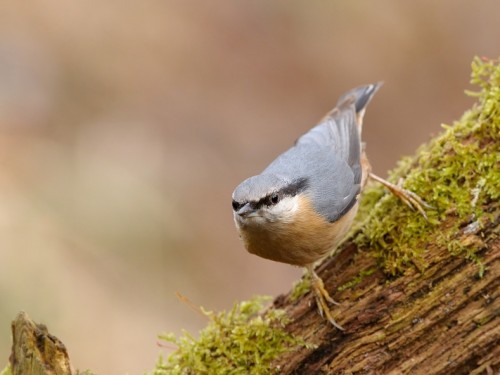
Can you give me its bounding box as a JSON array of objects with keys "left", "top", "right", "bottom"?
[
  {"left": 296, "top": 100, "right": 362, "bottom": 186},
  {"left": 263, "top": 83, "right": 381, "bottom": 222},
  {"left": 304, "top": 146, "right": 360, "bottom": 222},
  {"left": 263, "top": 143, "right": 360, "bottom": 223}
]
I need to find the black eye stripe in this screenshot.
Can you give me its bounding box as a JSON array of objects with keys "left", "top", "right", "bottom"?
[
  {"left": 280, "top": 177, "right": 309, "bottom": 197},
  {"left": 271, "top": 193, "right": 279, "bottom": 204},
  {"left": 253, "top": 177, "right": 309, "bottom": 209},
  {"left": 260, "top": 193, "right": 280, "bottom": 207}
]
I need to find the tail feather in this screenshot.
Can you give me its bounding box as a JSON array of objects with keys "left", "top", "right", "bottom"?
[
  {"left": 295, "top": 83, "right": 382, "bottom": 190},
  {"left": 337, "top": 82, "right": 383, "bottom": 114}
]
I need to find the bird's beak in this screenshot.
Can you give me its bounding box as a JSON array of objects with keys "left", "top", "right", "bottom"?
[{"left": 236, "top": 203, "right": 256, "bottom": 218}]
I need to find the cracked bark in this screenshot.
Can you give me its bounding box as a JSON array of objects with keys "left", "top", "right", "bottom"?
[{"left": 271, "top": 202, "right": 499, "bottom": 374}]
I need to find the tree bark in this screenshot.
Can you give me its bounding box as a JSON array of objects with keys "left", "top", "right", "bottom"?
[{"left": 8, "top": 312, "right": 73, "bottom": 375}]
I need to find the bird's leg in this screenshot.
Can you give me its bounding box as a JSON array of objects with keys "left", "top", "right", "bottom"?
[
  {"left": 369, "top": 173, "right": 432, "bottom": 220},
  {"left": 306, "top": 265, "right": 344, "bottom": 331}
]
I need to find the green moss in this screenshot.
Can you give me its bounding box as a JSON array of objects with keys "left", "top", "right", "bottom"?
[
  {"left": 76, "top": 370, "right": 97, "bottom": 375},
  {"left": 150, "top": 296, "right": 309, "bottom": 375},
  {"left": 290, "top": 272, "right": 311, "bottom": 302},
  {"left": 354, "top": 56, "right": 500, "bottom": 276},
  {"left": 0, "top": 366, "right": 11, "bottom": 375},
  {"left": 337, "top": 267, "right": 376, "bottom": 292}
]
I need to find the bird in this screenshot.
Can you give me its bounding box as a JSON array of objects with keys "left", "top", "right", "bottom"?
[{"left": 231, "top": 83, "right": 429, "bottom": 330}]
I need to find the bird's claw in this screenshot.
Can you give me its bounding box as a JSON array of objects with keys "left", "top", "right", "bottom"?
[
  {"left": 308, "top": 267, "right": 344, "bottom": 330},
  {"left": 370, "top": 174, "right": 433, "bottom": 220}
]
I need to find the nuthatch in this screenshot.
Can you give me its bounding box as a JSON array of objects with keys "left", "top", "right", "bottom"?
[{"left": 232, "top": 84, "right": 430, "bottom": 330}]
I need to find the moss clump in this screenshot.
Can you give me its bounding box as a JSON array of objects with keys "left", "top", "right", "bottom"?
[
  {"left": 151, "top": 296, "right": 308, "bottom": 374},
  {"left": 289, "top": 270, "right": 311, "bottom": 302},
  {"left": 355, "top": 56, "right": 500, "bottom": 276},
  {"left": 0, "top": 366, "right": 11, "bottom": 375}
]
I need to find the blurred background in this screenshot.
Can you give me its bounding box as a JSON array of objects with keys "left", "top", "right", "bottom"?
[{"left": 0, "top": 1, "right": 498, "bottom": 373}]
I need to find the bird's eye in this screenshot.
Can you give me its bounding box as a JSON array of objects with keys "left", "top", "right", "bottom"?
[
  {"left": 270, "top": 193, "right": 280, "bottom": 205},
  {"left": 232, "top": 200, "right": 241, "bottom": 211}
]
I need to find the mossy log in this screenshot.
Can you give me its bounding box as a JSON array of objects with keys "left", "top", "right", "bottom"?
[
  {"left": 153, "top": 57, "right": 499, "bottom": 375},
  {"left": 268, "top": 58, "right": 500, "bottom": 375}
]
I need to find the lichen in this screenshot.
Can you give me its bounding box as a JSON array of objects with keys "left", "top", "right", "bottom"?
[
  {"left": 150, "top": 296, "right": 309, "bottom": 375},
  {"left": 354, "top": 56, "right": 500, "bottom": 276}
]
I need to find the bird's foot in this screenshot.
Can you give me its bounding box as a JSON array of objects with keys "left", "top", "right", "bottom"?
[
  {"left": 369, "top": 173, "right": 433, "bottom": 220},
  {"left": 307, "top": 266, "right": 344, "bottom": 331}
]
